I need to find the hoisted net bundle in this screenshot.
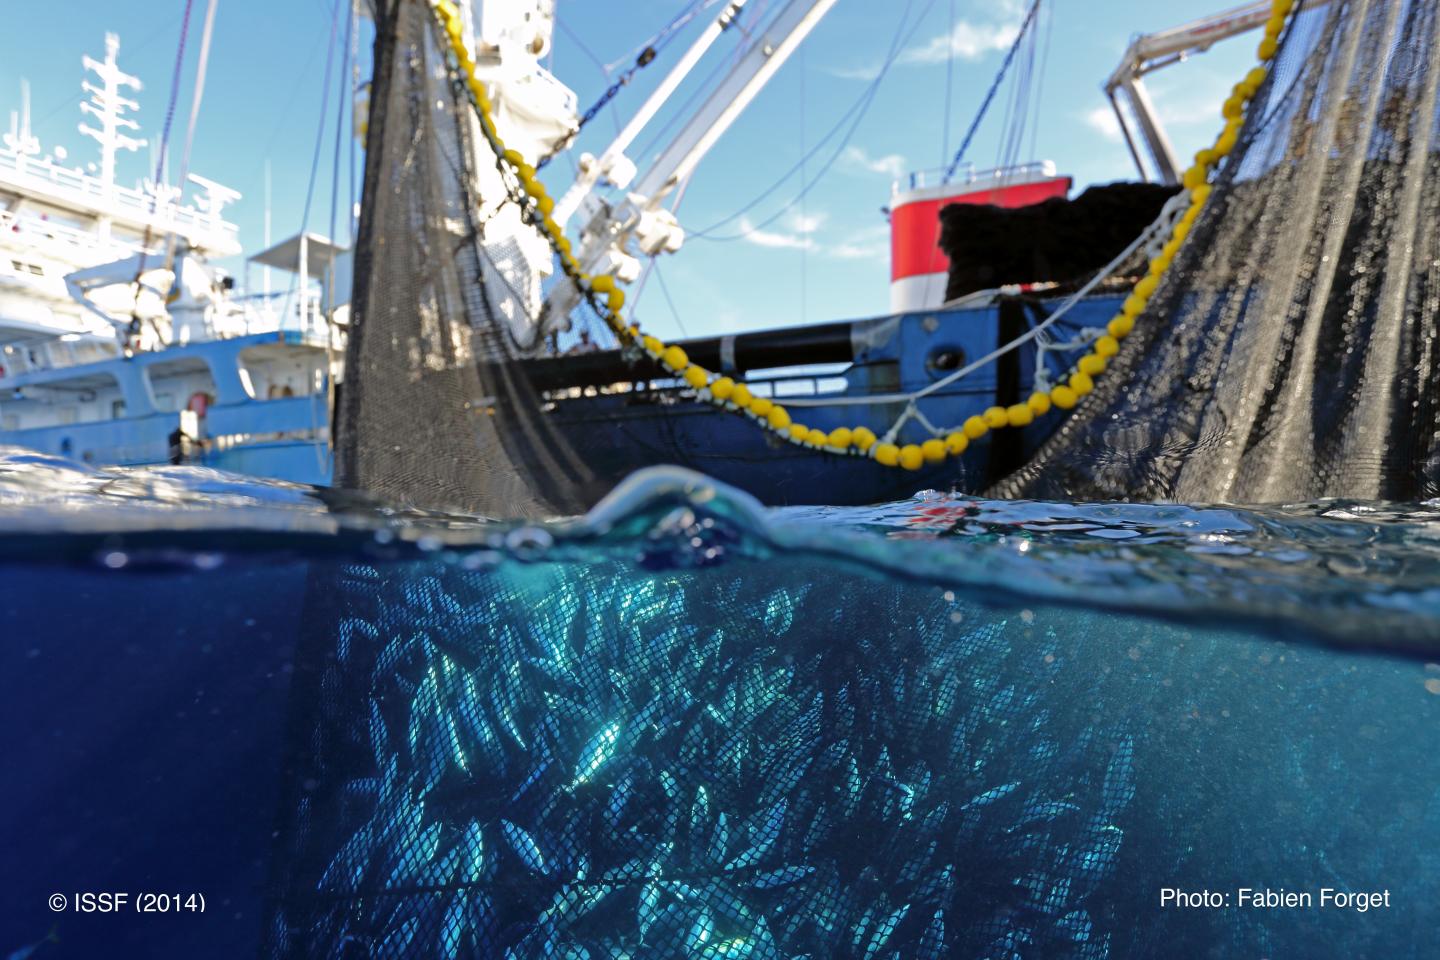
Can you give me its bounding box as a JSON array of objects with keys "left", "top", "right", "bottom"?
[
  {"left": 337, "top": 0, "right": 602, "bottom": 518},
  {"left": 992, "top": 0, "right": 1440, "bottom": 503}
]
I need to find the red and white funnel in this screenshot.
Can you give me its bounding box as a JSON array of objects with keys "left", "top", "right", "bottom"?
[{"left": 889, "top": 162, "right": 1071, "bottom": 312}]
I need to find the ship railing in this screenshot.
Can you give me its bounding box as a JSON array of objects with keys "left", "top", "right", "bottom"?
[
  {"left": 230, "top": 290, "right": 335, "bottom": 342},
  {"left": 0, "top": 336, "right": 122, "bottom": 379},
  {"left": 0, "top": 148, "right": 239, "bottom": 248},
  {"left": 893, "top": 160, "right": 1059, "bottom": 196},
  {"left": 555, "top": 365, "right": 850, "bottom": 402},
  {"left": 0, "top": 208, "right": 141, "bottom": 260},
  {"left": 0, "top": 298, "right": 333, "bottom": 382}
]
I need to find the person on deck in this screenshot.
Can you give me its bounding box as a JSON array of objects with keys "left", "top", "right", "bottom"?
[{"left": 566, "top": 330, "right": 601, "bottom": 355}]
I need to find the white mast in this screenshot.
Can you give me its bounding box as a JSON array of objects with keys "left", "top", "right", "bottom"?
[
  {"left": 4, "top": 80, "right": 41, "bottom": 170},
  {"left": 78, "top": 33, "right": 144, "bottom": 195},
  {"left": 263, "top": 159, "right": 272, "bottom": 300}
]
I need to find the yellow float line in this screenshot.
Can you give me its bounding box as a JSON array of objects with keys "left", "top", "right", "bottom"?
[{"left": 429, "top": 0, "right": 1293, "bottom": 471}]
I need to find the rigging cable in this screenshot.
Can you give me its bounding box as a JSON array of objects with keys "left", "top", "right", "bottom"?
[
  {"left": 653, "top": 261, "right": 690, "bottom": 339},
  {"left": 277, "top": 0, "right": 342, "bottom": 328},
  {"left": 553, "top": 18, "right": 626, "bottom": 139},
  {"left": 348, "top": 0, "right": 360, "bottom": 245},
  {"left": 942, "top": 0, "right": 1042, "bottom": 182},
  {"left": 163, "top": 0, "right": 219, "bottom": 274},
  {"left": 799, "top": 39, "right": 807, "bottom": 324},
  {"left": 690, "top": 0, "right": 932, "bottom": 242},
  {"left": 1026, "top": 3, "right": 1053, "bottom": 174},
  {"left": 630, "top": 12, "right": 762, "bottom": 173},
  {"left": 941, "top": 0, "right": 955, "bottom": 166},
  {"left": 603, "top": 0, "right": 720, "bottom": 73},
  {"left": 320, "top": 0, "right": 357, "bottom": 465},
  {"left": 128, "top": 0, "right": 196, "bottom": 338},
  {"left": 994, "top": 5, "right": 1033, "bottom": 176},
  {"left": 538, "top": 1, "right": 721, "bottom": 169}
]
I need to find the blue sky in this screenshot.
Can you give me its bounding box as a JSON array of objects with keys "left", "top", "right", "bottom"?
[{"left": 0, "top": 0, "right": 1260, "bottom": 340}]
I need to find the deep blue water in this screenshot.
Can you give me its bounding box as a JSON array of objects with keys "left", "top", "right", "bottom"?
[{"left": 1, "top": 450, "right": 1437, "bottom": 959}]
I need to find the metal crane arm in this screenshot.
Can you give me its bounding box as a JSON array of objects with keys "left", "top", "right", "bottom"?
[
  {"left": 1104, "top": 1, "right": 1327, "bottom": 183},
  {"left": 629, "top": 0, "right": 840, "bottom": 206},
  {"left": 542, "top": 0, "right": 839, "bottom": 329}
]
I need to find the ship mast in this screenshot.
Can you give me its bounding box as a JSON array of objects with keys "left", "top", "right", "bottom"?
[
  {"left": 3, "top": 80, "right": 41, "bottom": 166},
  {"left": 78, "top": 33, "right": 144, "bottom": 198}
]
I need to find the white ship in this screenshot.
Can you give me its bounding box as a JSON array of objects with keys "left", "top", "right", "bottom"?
[{"left": 0, "top": 32, "right": 343, "bottom": 484}]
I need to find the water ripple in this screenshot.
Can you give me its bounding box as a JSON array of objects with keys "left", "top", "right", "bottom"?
[{"left": 2, "top": 447, "right": 1438, "bottom": 653}]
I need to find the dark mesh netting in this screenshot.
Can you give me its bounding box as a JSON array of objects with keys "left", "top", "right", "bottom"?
[
  {"left": 992, "top": 0, "right": 1440, "bottom": 502},
  {"left": 336, "top": 0, "right": 596, "bottom": 518},
  {"left": 939, "top": 183, "right": 1181, "bottom": 301},
  {"left": 260, "top": 539, "right": 1439, "bottom": 959}
]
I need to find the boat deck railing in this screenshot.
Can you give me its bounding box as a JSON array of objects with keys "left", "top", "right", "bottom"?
[
  {"left": 893, "top": 160, "right": 1059, "bottom": 196},
  {"left": 0, "top": 337, "right": 122, "bottom": 379},
  {"left": 0, "top": 148, "right": 240, "bottom": 254},
  {"left": 0, "top": 209, "right": 140, "bottom": 262},
  {"left": 232, "top": 290, "right": 336, "bottom": 342}
]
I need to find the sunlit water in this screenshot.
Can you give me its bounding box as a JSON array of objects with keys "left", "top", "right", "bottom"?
[{"left": 1, "top": 449, "right": 1436, "bottom": 959}]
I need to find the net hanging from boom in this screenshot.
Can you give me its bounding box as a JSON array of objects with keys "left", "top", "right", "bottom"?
[
  {"left": 993, "top": 0, "right": 1440, "bottom": 502},
  {"left": 334, "top": 0, "right": 605, "bottom": 518}
]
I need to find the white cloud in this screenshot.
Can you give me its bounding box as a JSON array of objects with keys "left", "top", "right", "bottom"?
[
  {"left": 789, "top": 211, "right": 825, "bottom": 235},
  {"left": 825, "top": 225, "right": 889, "bottom": 261},
  {"left": 738, "top": 222, "right": 811, "bottom": 249},
  {"left": 1084, "top": 106, "right": 1122, "bottom": 142},
  {"left": 842, "top": 146, "right": 908, "bottom": 179},
  {"left": 737, "top": 210, "right": 825, "bottom": 250},
  {"left": 826, "top": 63, "right": 884, "bottom": 81},
  {"left": 900, "top": 19, "right": 1020, "bottom": 66},
  {"left": 734, "top": 212, "right": 894, "bottom": 262},
  {"left": 829, "top": 239, "right": 888, "bottom": 261},
  {"left": 827, "top": 5, "right": 1024, "bottom": 79}
]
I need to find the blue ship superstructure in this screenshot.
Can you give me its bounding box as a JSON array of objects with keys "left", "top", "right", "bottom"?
[{"left": 0, "top": 328, "right": 334, "bottom": 486}]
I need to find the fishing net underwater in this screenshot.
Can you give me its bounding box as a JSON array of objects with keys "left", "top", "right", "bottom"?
[
  {"left": 3, "top": 458, "right": 1440, "bottom": 958},
  {"left": 261, "top": 542, "right": 1440, "bottom": 959}
]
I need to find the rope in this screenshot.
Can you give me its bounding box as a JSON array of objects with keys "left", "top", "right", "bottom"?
[
  {"left": 427, "top": 0, "right": 1295, "bottom": 472},
  {"left": 127, "top": 0, "right": 196, "bottom": 338},
  {"left": 536, "top": 29, "right": 668, "bottom": 172},
  {"left": 941, "top": 0, "right": 955, "bottom": 167},
  {"left": 603, "top": 0, "right": 720, "bottom": 73},
  {"left": 278, "top": 0, "right": 343, "bottom": 331},
  {"left": 943, "top": 0, "right": 1041, "bottom": 183},
  {"left": 163, "top": 0, "right": 219, "bottom": 275},
  {"left": 689, "top": 0, "right": 928, "bottom": 241}
]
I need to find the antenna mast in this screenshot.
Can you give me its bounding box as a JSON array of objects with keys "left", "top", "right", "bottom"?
[{"left": 79, "top": 33, "right": 144, "bottom": 193}]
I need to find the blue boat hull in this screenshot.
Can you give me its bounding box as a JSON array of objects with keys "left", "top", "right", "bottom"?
[{"left": 544, "top": 294, "right": 1121, "bottom": 505}]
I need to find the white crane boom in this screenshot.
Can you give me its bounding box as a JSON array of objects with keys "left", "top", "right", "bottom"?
[
  {"left": 630, "top": 0, "right": 840, "bottom": 204},
  {"left": 553, "top": 0, "right": 750, "bottom": 228},
  {"left": 544, "top": 0, "right": 839, "bottom": 332}
]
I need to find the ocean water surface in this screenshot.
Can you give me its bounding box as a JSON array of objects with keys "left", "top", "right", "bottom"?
[{"left": 1, "top": 449, "right": 1437, "bottom": 959}]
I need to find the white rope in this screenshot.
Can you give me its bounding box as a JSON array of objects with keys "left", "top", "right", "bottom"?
[{"left": 779, "top": 191, "right": 1188, "bottom": 417}]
